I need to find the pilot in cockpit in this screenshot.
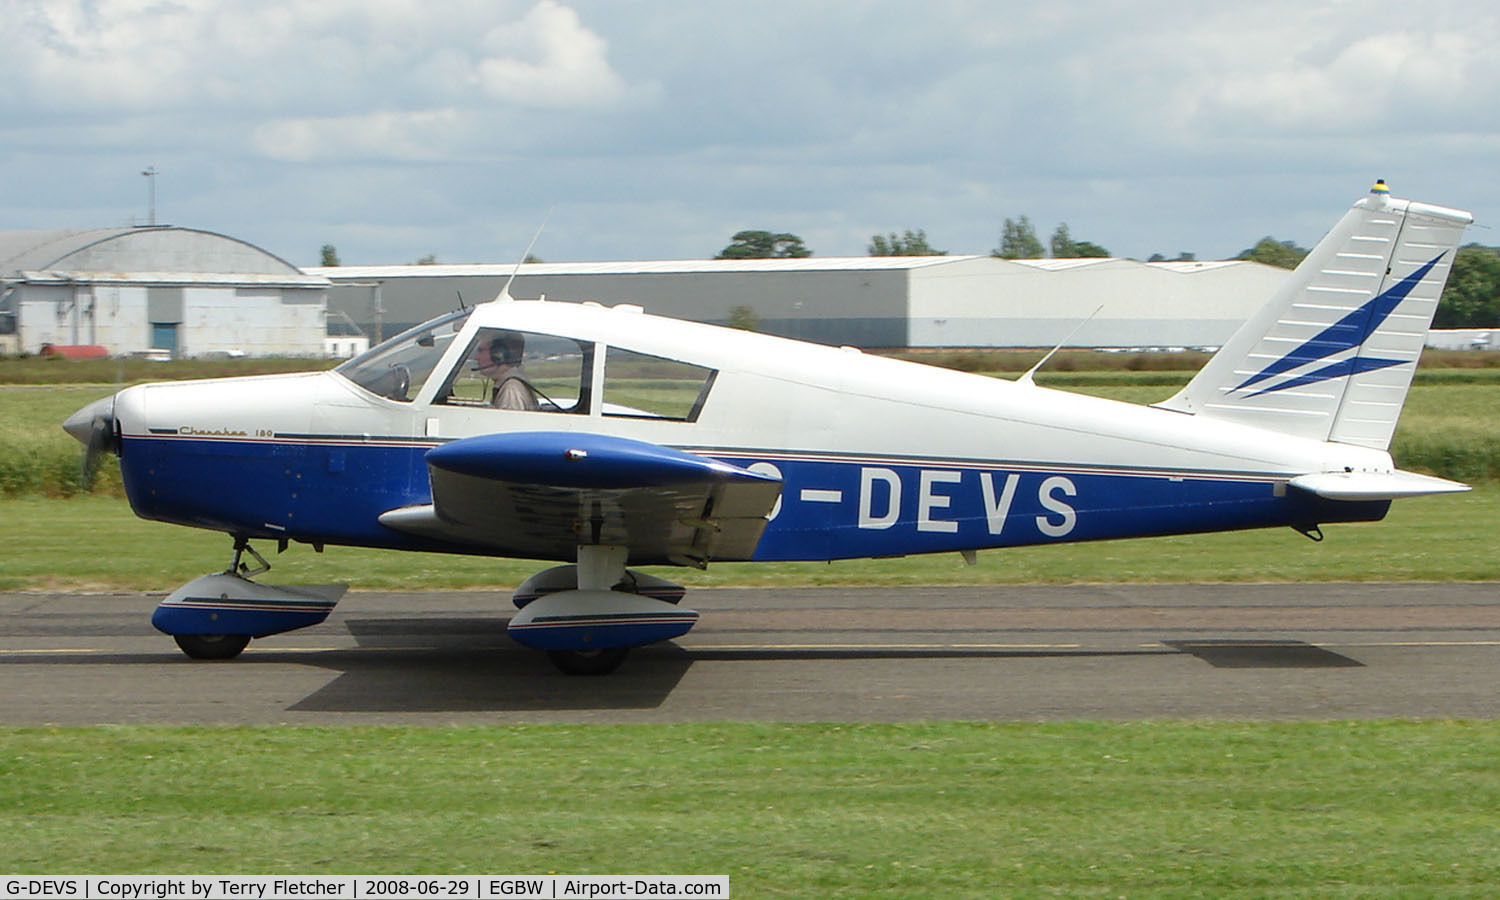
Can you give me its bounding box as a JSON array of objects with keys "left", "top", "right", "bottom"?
[{"left": 473, "top": 331, "right": 540, "bottom": 411}]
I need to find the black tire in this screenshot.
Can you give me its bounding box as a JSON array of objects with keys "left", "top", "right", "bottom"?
[
  {"left": 547, "top": 647, "right": 629, "bottom": 676},
  {"left": 173, "top": 634, "right": 251, "bottom": 660}
]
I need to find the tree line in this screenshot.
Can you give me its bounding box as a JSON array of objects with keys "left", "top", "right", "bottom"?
[
  {"left": 713, "top": 219, "right": 1240, "bottom": 262},
  {"left": 712, "top": 221, "right": 1114, "bottom": 261},
  {"left": 707, "top": 226, "right": 1500, "bottom": 327}
]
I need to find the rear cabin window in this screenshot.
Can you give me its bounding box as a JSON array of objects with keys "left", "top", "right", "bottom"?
[
  {"left": 436, "top": 329, "right": 592, "bottom": 413},
  {"left": 602, "top": 348, "right": 716, "bottom": 421}
]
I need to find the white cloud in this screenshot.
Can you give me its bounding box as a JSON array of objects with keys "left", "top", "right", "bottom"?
[
  {"left": 3, "top": 0, "right": 640, "bottom": 116},
  {"left": 3, "top": 1, "right": 1499, "bottom": 266},
  {"left": 476, "top": 1, "right": 630, "bottom": 107},
  {"left": 1188, "top": 29, "right": 1491, "bottom": 134},
  {"left": 7, "top": 0, "right": 207, "bottom": 109},
  {"left": 252, "top": 109, "right": 466, "bottom": 163}
]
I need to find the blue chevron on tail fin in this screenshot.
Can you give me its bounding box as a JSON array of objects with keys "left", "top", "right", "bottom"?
[{"left": 1155, "top": 183, "right": 1471, "bottom": 450}]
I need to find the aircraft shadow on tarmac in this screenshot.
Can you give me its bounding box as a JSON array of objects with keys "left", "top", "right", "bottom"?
[
  {"left": 0, "top": 614, "right": 1367, "bottom": 713},
  {"left": 284, "top": 617, "right": 692, "bottom": 713},
  {"left": 1165, "top": 640, "right": 1364, "bottom": 669},
  {"left": 267, "top": 618, "right": 1364, "bottom": 714}
]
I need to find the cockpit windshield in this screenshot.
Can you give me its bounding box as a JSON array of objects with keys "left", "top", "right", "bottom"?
[{"left": 335, "top": 309, "right": 473, "bottom": 402}]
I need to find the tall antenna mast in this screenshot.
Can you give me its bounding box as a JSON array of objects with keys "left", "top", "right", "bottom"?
[{"left": 141, "top": 166, "right": 158, "bottom": 225}]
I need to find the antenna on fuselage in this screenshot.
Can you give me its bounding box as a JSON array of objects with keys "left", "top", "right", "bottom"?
[
  {"left": 1018, "top": 304, "right": 1103, "bottom": 386},
  {"left": 494, "top": 207, "right": 553, "bottom": 303}
]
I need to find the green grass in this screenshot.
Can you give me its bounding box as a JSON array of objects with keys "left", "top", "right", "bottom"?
[
  {"left": 1, "top": 722, "right": 1498, "bottom": 896},
  {"left": 1387, "top": 382, "right": 1500, "bottom": 483},
  {"left": 1, "top": 488, "right": 1493, "bottom": 591},
  {"left": 0, "top": 385, "right": 124, "bottom": 497},
  {"left": 0, "top": 355, "right": 339, "bottom": 385}
]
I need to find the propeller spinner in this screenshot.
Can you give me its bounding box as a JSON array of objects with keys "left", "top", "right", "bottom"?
[{"left": 62, "top": 395, "right": 119, "bottom": 486}]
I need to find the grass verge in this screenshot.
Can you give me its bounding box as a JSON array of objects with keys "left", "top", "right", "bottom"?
[
  {"left": 2, "top": 722, "right": 1498, "bottom": 897},
  {"left": 0, "top": 355, "right": 339, "bottom": 385}
]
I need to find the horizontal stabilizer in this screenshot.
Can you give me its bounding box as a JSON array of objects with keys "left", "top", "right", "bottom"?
[{"left": 1288, "top": 470, "right": 1470, "bottom": 501}]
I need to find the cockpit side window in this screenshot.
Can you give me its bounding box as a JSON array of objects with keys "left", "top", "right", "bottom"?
[
  {"left": 602, "top": 347, "right": 716, "bottom": 421},
  {"left": 435, "top": 328, "right": 593, "bottom": 414},
  {"left": 334, "top": 309, "right": 472, "bottom": 402}
]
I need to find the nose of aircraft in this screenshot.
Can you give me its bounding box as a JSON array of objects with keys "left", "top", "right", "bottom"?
[
  {"left": 63, "top": 395, "right": 116, "bottom": 445},
  {"left": 63, "top": 394, "right": 121, "bottom": 485}
]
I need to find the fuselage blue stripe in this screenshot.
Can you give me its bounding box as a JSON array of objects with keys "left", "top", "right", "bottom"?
[{"left": 119, "top": 433, "right": 1388, "bottom": 563}]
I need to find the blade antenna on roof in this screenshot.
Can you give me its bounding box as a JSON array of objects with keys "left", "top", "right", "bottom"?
[
  {"left": 495, "top": 207, "right": 553, "bottom": 303},
  {"left": 1018, "top": 304, "right": 1103, "bottom": 386}
]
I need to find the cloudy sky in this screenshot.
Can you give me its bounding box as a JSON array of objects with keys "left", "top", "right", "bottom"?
[{"left": 4, "top": 0, "right": 1497, "bottom": 268}]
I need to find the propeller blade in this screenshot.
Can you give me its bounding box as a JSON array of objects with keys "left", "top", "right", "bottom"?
[{"left": 63, "top": 396, "right": 118, "bottom": 488}]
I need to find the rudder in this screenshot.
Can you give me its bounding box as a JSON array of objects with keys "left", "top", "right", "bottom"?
[{"left": 1156, "top": 182, "right": 1472, "bottom": 449}]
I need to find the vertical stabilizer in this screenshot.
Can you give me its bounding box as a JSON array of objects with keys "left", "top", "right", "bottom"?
[{"left": 1156, "top": 183, "right": 1471, "bottom": 449}]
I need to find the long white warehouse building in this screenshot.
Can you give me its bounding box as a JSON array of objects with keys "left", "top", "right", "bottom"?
[{"left": 311, "top": 255, "right": 1289, "bottom": 349}]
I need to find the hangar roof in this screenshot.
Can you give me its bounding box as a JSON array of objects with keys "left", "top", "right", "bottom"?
[
  {"left": 1142, "top": 260, "right": 1254, "bottom": 273},
  {"left": 311, "top": 255, "right": 1277, "bottom": 280},
  {"left": 0, "top": 226, "right": 326, "bottom": 286},
  {"left": 0, "top": 228, "right": 136, "bottom": 272},
  {"left": 309, "top": 255, "right": 985, "bottom": 279}
]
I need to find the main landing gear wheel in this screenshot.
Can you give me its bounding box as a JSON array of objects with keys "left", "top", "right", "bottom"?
[
  {"left": 173, "top": 634, "right": 251, "bottom": 660},
  {"left": 547, "top": 647, "right": 629, "bottom": 676}
]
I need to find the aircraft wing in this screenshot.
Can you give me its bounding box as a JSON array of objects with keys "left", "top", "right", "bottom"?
[{"left": 378, "top": 432, "right": 783, "bottom": 567}]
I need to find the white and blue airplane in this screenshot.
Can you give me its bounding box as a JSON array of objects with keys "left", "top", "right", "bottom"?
[{"left": 64, "top": 183, "right": 1473, "bottom": 674}]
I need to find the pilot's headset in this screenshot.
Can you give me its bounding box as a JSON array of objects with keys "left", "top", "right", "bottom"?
[{"left": 489, "top": 332, "right": 525, "bottom": 367}]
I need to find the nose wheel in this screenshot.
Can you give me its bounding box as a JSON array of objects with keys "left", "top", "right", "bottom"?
[
  {"left": 157, "top": 537, "right": 347, "bottom": 661},
  {"left": 173, "top": 633, "right": 251, "bottom": 660}
]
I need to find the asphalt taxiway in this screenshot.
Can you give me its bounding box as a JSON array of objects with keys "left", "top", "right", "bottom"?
[{"left": 1, "top": 583, "right": 1497, "bottom": 724}]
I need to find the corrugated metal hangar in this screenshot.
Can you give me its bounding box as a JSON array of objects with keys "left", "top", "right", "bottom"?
[
  {"left": 0, "top": 226, "right": 330, "bottom": 357},
  {"left": 310, "top": 255, "right": 1290, "bottom": 350}
]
